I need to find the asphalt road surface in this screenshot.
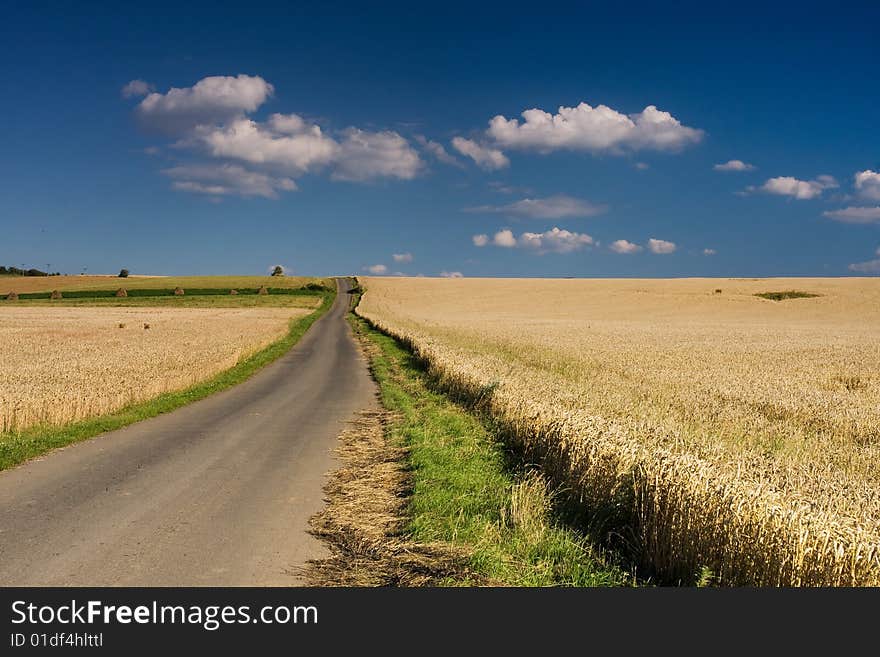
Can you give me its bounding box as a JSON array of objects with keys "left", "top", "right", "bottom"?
[{"left": 0, "top": 277, "right": 376, "bottom": 585}]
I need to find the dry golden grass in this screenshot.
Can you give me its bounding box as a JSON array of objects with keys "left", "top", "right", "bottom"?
[
  {"left": 357, "top": 276, "right": 880, "bottom": 585},
  {"left": 0, "top": 275, "right": 320, "bottom": 295},
  {"left": 0, "top": 306, "right": 309, "bottom": 432}
]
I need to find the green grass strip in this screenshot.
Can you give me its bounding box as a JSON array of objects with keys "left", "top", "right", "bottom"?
[
  {"left": 351, "top": 314, "right": 628, "bottom": 586},
  {"left": 0, "top": 290, "right": 335, "bottom": 471},
  {"left": 755, "top": 290, "right": 820, "bottom": 301}
]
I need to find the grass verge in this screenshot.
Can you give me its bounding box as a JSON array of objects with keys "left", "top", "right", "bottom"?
[
  {"left": 349, "top": 313, "right": 629, "bottom": 586},
  {"left": 0, "top": 290, "right": 335, "bottom": 471}
]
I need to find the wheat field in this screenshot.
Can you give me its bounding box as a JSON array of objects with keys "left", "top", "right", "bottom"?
[
  {"left": 357, "top": 276, "right": 880, "bottom": 585},
  {"left": 0, "top": 306, "right": 309, "bottom": 432}
]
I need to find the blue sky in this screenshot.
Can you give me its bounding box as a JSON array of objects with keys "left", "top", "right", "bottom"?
[{"left": 2, "top": 1, "right": 879, "bottom": 277}]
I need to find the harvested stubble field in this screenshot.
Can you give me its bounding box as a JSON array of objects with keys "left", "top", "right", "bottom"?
[
  {"left": 0, "top": 306, "right": 310, "bottom": 432},
  {"left": 357, "top": 276, "right": 880, "bottom": 586},
  {"left": 0, "top": 274, "right": 324, "bottom": 295}
]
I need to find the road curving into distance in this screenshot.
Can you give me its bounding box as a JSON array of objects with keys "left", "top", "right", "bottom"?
[{"left": 0, "top": 277, "right": 377, "bottom": 585}]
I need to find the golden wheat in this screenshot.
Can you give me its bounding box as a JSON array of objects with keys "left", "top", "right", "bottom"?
[
  {"left": 357, "top": 276, "right": 880, "bottom": 585},
  {"left": 0, "top": 306, "right": 309, "bottom": 432}
]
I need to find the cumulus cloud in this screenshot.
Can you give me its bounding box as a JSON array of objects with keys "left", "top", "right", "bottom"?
[
  {"left": 822, "top": 206, "right": 880, "bottom": 224},
  {"left": 634, "top": 162, "right": 650, "bottom": 170},
  {"left": 855, "top": 170, "right": 880, "bottom": 201},
  {"left": 162, "top": 164, "right": 296, "bottom": 199},
  {"left": 121, "top": 79, "right": 154, "bottom": 98},
  {"left": 364, "top": 264, "right": 388, "bottom": 275},
  {"left": 200, "top": 117, "right": 339, "bottom": 175},
  {"left": 491, "top": 229, "right": 517, "bottom": 247},
  {"left": 647, "top": 238, "right": 677, "bottom": 254},
  {"left": 519, "top": 227, "right": 594, "bottom": 253},
  {"left": 130, "top": 74, "right": 423, "bottom": 191},
  {"left": 486, "top": 103, "right": 703, "bottom": 154},
  {"left": 752, "top": 175, "right": 838, "bottom": 200},
  {"left": 333, "top": 128, "right": 422, "bottom": 181},
  {"left": 200, "top": 118, "right": 420, "bottom": 181},
  {"left": 848, "top": 259, "right": 880, "bottom": 274},
  {"left": 415, "top": 136, "right": 462, "bottom": 167},
  {"left": 703, "top": 248, "right": 717, "bottom": 255},
  {"left": 440, "top": 271, "right": 464, "bottom": 278},
  {"left": 464, "top": 195, "right": 606, "bottom": 219},
  {"left": 609, "top": 239, "right": 643, "bottom": 254},
  {"left": 714, "top": 159, "right": 755, "bottom": 172},
  {"left": 392, "top": 252, "right": 413, "bottom": 263},
  {"left": 451, "top": 137, "right": 509, "bottom": 170},
  {"left": 478, "top": 227, "right": 594, "bottom": 254},
  {"left": 136, "top": 74, "right": 274, "bottom": 133}
]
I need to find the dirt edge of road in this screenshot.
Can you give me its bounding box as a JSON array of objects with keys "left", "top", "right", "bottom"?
[{"left": 303, "top": 332, "right": 479, "bottom": 587}]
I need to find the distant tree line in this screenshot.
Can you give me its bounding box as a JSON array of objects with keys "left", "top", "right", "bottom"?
[{"left": 0, "top": 266, "right": 61, "bottom": 276}]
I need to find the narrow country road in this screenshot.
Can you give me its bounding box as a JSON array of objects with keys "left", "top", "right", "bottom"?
[{"left": 0, "top": 277, "right": 376, "bottom": 585}]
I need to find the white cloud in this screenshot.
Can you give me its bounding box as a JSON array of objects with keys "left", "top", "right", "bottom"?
[
  {"left": 200, "top": 119, "right": 420, "bottom": 181},
  {"left": 635, "top": 162, "right": 650, "bottom": 170},
  {"left": 714, "top": 159, "right": 755, "bottom": 172},
  {"left": 754, "top": 175, "right": 838, "bottom": 200},
  {"left": 647, "top": 238, "right": 677, "bottom": 254},
  {"left": 440, "top": 271, "right": 464, "bottom": 278},
  {"left": 822, "top": 206, "right": 880, "bottom": 224},
  {"left": 162, "top": 164, "right": 296, "bottom": 199},
  {"left": 266, "top": 113, "right": 308, "bottom": 134},
  {"left": 392, "top": 252, "right": 413, "bottom": 263},
  {"left": 333, "top": 128, "right": 423, "bottom": 181},
  {"left": 486, "top": 103, "right": 703, "bottom": 154},
  {"left": 703, "top": 248, "right": 717, "bottom": 256},
  {"left": 131, "top": 74, "right": 425, "bottom": 192},
  {"left": 364, "top": 264, "right": 388, "bottom": 275},
  {"left": 200, "top": 117, "right": 339, "bottom": 175},
  {"left": 482, "top": 227, "right": 593, "bottom": 254},
  {"left": 854, "top": 170, "right": 880, "bottom": 201},
  {"left": 519, "top": 227, "right": 594, "bottom": 253},
  {"left": 609, "top": 239, "right": 643, "bottom": 254},
  {"left": 492, "top": 229, "right": 517, "bottom": 247},
  {"left": 465, "top": 195, "right": 606, "bottom": 219},
  {"left": 848, "top": 259, "right": 880, "bottom": 274},
  {"left": 415, "top": 136, "right": 462, "bottom": 167},
  {"left": 472, "top": 234, "right": 489, "bottom": 247},
  {"left": 122, "top": 79, "right": 154, "bottom": 99},
  {"left": 451, "top": 137, "right": 509, "bottom": 170},
  {"left": 137, "top": 75, "right": 274, "bottom": 132}
]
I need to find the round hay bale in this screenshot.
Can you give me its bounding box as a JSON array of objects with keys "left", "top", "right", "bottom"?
[
  {"left": 257, "top": 285, "right": 269, "bottom": 295},
  {"left": 6, "top": 292, "right": 18, "bottom": 301},
  {"left": 143, "top": 323, "right": 151, "bottom": 330},
  {"left": 229, "top": 289, "right": 239, "bottom": 295},
  {"left": 50, "top": 290, "right": 62, "bottom": 300},
  {"left": 173, "top": 287, "right": 185, "bottom": 296},
  {"left": 115, "top": 288, "right": 128, "bottom": 297}
]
